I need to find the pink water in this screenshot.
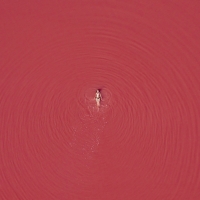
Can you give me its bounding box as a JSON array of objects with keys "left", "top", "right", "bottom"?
[{"left": 0, "top": 1, "right": 200, "bottom": 199}]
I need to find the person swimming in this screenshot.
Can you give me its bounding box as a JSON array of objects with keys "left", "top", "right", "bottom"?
[{"left": 95, "top": 90, "right": 102, "bottom": 107}]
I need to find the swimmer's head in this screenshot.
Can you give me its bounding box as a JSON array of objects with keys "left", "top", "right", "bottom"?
[{"left": 96, "top": 90, "right": 99, "bottom": 93}]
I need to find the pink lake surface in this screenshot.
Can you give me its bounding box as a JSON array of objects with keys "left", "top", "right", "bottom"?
[{"left": 0, "top": 0, "right": 200, "bottom": 199}]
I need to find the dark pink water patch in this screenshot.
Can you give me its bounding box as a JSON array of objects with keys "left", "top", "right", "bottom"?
[{"left": 0, "top": 1, "right": 200, "bottom": 199}]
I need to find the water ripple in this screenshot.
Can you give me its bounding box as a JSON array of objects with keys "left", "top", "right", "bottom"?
[{"left": 0, "top": 1, "right": 200, "bottom": 200}]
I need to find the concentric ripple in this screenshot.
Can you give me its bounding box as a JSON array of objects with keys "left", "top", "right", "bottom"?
[{"left": 0, "top": 1, "right": 200, "bottom": 200}]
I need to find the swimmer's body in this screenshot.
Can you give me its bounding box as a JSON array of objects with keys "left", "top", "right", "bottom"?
[{"left": 95, "top": 90, "right": 102, "bottom": 107}]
